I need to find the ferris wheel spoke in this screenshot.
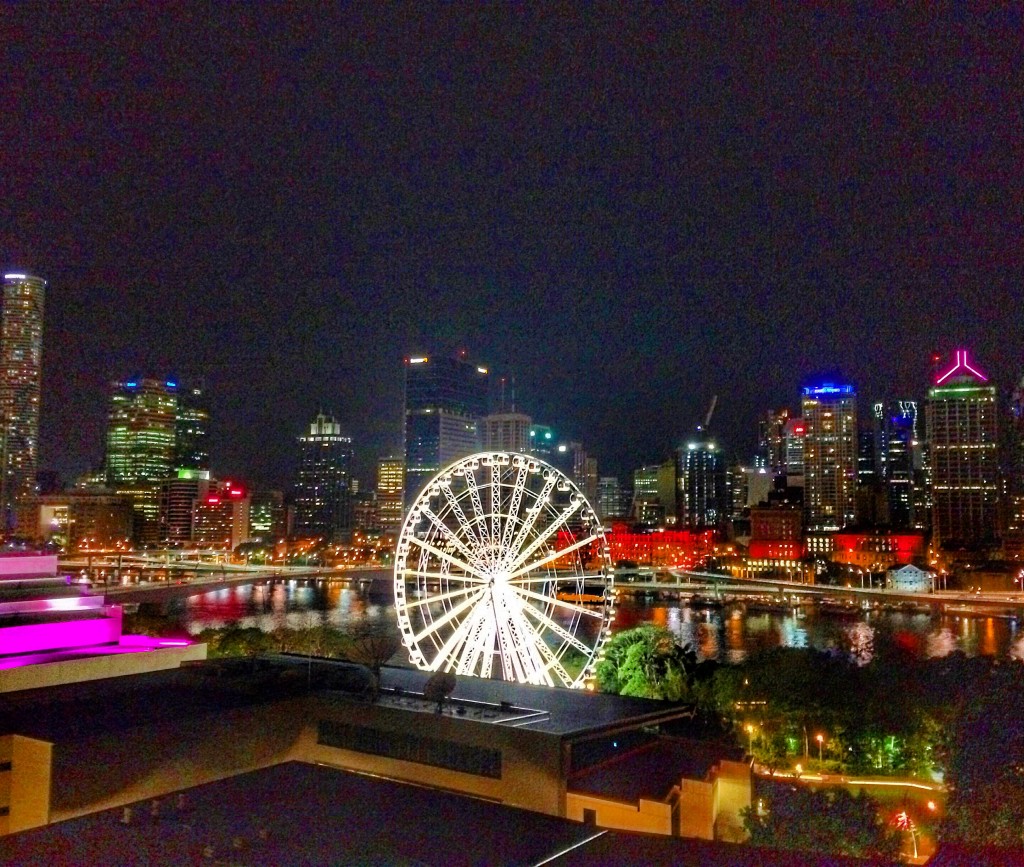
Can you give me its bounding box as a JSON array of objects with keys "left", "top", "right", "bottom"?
[
  {"left": 455, "top": 605, "right": 493, "bottom": 675},
  {"left": 510, "top": 584, "right": 606, "bottom": 618},
  {"left": 401, "top": 584, "right": 482, "bottom": 610},
  {"left": 398, "top": 568, "right": 484, "bottom": 584},
  {"left": 490, "top": 462, "right": 501, "bottom": 548},
  {"left": 406, "top": 536, "right": 489, "bottom": 581},
  {"left": 507, "top": 601, "right": 573, "bottom": 688},
  {"left": 419, "top": 504, "right": 480, "bottom": 565},
  {"left": 412, "top": 587, "right": 487, "bottom": 646},
  {"left": 505, "top": 500, "right": 583, "bottom": 574},
  {"left": 499, "top": 465, "right": 529, "bottom": 553},
  {"left": 463, "top": 468, "right": 488, "bottom": 543},
  {"left": 440, "top": 482, "right": 486, "bottom": 550},
  {"left": 519, "top": 602, "right": 594, "bottom": 656},
  {"left": 507, "top": 533, "right": 600, "bottom": 580},
  {"left": 504, "top": 474, "right": 559, "bottom": 566},
  {"left": 428, "top": 595, "right": 491, "bottom": 673}
]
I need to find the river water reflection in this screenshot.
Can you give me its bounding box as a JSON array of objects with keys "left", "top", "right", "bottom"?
[{"left": 172, "top": 580, "right": 1024, "bottom": 663}]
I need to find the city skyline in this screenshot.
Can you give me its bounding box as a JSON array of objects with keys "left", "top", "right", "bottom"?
[{"left": 2, "top": 7, "right": 1022, "bottom": 488}]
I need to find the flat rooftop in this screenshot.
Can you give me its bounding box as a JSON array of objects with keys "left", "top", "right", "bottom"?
[
  {"left": 0, "top": 654, "right": 688, "bottom": 744},
  {"left": 1, "top": 760, "right": 866, "bottom": 866}
]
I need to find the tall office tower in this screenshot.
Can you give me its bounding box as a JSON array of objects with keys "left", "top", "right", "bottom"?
[
  {"left": 801, "top": 381, "right": 858, "bottom": 530},
  {"left": 174, "top": 382, "right": 210, "bottom": 473},
  {"left": 0, "top": 272, "right": 46, "bottom": 530},
  {"left": 631, "top": 464, "right": 663, "bottom": 524},
  {"left": 293, "top": 412, "right": 354, "bottom": 540},
  {"left": 104, "top": 378, "right": 178, "bottom": 543},
  {"left": 404, "top": 354, "right": 489, "bottom": 506},
  {"left": 857, "top": 429, "right": 877, "bottom": 487},
  {"left": 596, "top": 476, "right": 622, "bottom": 520},
  {"left": 925, "top": 351, "right": 1000, "bottom": 550},
  {"left": 1008, "top": 376, "right": 1024, "bottom": 534},
  {"left": 873, "top": 400, "right": 920, "bottom": 529},
  {"left": 783, "top": 418, "right": 806, "bottom": 482},
  {"left": 376, "top": 456, "right": 405, "bottom": 533},
  {"left": 677, "top": 436, "right": 727, "bottom": 530},
  {"left": 757, "top": 408, "right": 790, "bottom": 475},
  {"left": 481, "top": 411, "right": 532, "bottom": 452}
]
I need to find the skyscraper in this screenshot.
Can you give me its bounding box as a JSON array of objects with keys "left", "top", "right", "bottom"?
[
  {"left": 404, "top": 354, "right": 489, "bottom": 505},
  {"left": 925, "top": 350, "right": 999, "bottom": 550},
  {"left": 677, "top": 436, "right": 727, "bottom": 530},
  {"left": 105, "top": 379, "right": 178, "bottom": 487},
  {"left": 802, "top": 381, "right": 858, "bottom": 530},
  {"left": 174, "top": 381, "right": 210, "bottom": 473},
  {"left": 104, "top": 378, "right": 178, "bottom": 543},
  {"left": 481, "top": 411, "right": 532, "bottom": 452},
  {"left": 872, "top": 400, "right": 921, "bottom": 529},
  {"left": 376, "top": 456, "right": 405, "bottom": 533},
  {"left": 0, "top": 272, "right": 45, "bottom": 530},
  {"left": 293, "top": 412, "right": 354, "bottom": 540}
]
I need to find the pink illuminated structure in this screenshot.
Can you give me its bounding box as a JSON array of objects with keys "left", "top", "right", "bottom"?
[{"left": 935, "top": 349, "right": 988, "bottom": 385}]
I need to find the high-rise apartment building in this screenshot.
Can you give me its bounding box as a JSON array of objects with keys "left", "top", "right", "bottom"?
[
  {"left": 193, "top": 480, "right": 250, "bottom": 550},
  {"left": 677, "top": 437, "right": 728, "bottom": 530},
  {"left": 376, "top": 456, "right": 404, "bottom": 533},
  {"left": 293, "top": 412, "right": 353, "bottom": 540},
  {"left": 404, "top": 354, "right": 488, "bottom": 505},
  {"left": 0, "top": 272, "right": 45, "bottom": 530},
  {"left": 925, "top": 351, "right": 1000, "bottom": 550},
  {"left": 802, "top": 382, "right": 858, "bottom": 530}
]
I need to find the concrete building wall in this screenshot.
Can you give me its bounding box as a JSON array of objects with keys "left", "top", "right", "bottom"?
[
  {"left": 0, "top": 735, "right": 53, "bottom": 835},
  {"left": 564, "top": 791, "right": 672, "bottom": 835}
]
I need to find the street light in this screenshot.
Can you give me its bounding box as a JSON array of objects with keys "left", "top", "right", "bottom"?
[
  {"left": 745, "top": 723, "right": 756, "bottom": 754},
  {"left": 816, "top": 733, "right": 824, "bottom": 764}
]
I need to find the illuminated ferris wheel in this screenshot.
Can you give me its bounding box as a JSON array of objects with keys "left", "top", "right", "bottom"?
[{"left": 394, "top": 452, "right": 615, "bottom": 688}]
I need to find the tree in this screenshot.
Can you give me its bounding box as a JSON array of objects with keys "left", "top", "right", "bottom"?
[
  {"left": 340, "top": 621, "right": 402, "bottom": 701},
  {"left": 424, "top": 670, "right": 457, "bottom": 713},
  {"left": 744, "top": 786, "right": 900, "bottom": 863},
  {"left": 594, "top": 625, "right": 696, "bottom": 701}
]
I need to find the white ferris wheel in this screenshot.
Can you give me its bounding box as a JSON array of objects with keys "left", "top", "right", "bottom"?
[{"left": 394, "top": 452, "right": 615, "bottom": 688}]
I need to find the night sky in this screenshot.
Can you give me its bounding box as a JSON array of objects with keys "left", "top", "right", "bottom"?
[{"left": 3, "top": 6, "right": 1022, "bottom": 489}]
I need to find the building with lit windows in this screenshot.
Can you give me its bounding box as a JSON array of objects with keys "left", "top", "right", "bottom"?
[
  {"left": 597, "top": 476, "right": 623, "bottom": 520},
  {"left": 783, "top": 418, "right": 805, "bottom": 483},
  {"left": 193, "top": 481, "right": 250, "bottom": 549},
  {"left": 872, "top": 400, "right": 921, "bottom": 529},
  {"left": 174, "top": 382, "right": 209, "bottom": 473},
  {"left": 104, "top": 378, "right": 179, "bottom": 544},
  {"left": 757, "top": 408, "right": 790, "bottom": 475},
  {"left": 250, "top": 489, "right": 285, "bottom": 542},
  {"left": 0, "top": 272, "right": 45, "bottom": 531},
  {"left": 293, "top": 413, "right": 353, "bottom": 540},
  {"left": 925, "top": 350, "right": 1000, "bottom": 550},
  {"left": 404, "top": 354, "right": 489, "bottom": 506},
  {"left": 481, "top": 411, "right": 532, "bottom": 453},
  {"left": 631, "top": 465, "right": 664, "bottom": 524},
  {"left": 158, "top": 469, "right": 211, "bottom": 545},
  {"left": 677, "top": 438, "right": 727, "bottom": 531},
  {"left": 801, "top": 382, "right": 858, "bottom": 531},
  {"left": 376, "top": 457, "right": 404, "bottom": 533}
]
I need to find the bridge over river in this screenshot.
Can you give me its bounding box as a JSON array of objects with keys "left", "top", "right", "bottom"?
[{"left": 59, "top": 554, "right": 1024, "bottom": 618}]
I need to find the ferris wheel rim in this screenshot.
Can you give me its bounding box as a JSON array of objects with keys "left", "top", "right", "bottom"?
[{"left": 393, "top": 451, "right": 615, "bottom": 688}]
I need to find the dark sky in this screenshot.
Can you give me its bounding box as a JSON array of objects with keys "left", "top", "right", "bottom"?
[{"left": 3, "top": 6, "right": 1022, "bottom": 489}]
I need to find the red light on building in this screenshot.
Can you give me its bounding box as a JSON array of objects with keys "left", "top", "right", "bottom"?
[{"left": 207, "top": 497, "right": 220, "bottom": 505}]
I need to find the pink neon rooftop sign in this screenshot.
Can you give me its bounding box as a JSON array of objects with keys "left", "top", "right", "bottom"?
[{"left": 935, "top": 349, "right": 988, "bottom": 385}]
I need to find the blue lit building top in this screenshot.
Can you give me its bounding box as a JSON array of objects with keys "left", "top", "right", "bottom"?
[{"left": 802, "top": 383, "right": 855, "bottom": 397}]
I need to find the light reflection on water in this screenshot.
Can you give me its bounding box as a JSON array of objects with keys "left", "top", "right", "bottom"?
[{"left": 173, "top": 581, "right": 1024, "bottom": 663}]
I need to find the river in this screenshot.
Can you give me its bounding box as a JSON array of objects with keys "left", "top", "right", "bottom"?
[{"left": 166, "top": 578, "right": 1024, "bottom": 664}]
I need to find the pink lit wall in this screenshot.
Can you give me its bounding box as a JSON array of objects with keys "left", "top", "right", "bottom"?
[
  {"left": 0, "top": 554, "right": 58, "bottom": 579},
  {"left": 0, "top": 617, "right": 121, "bottom": 656}
]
